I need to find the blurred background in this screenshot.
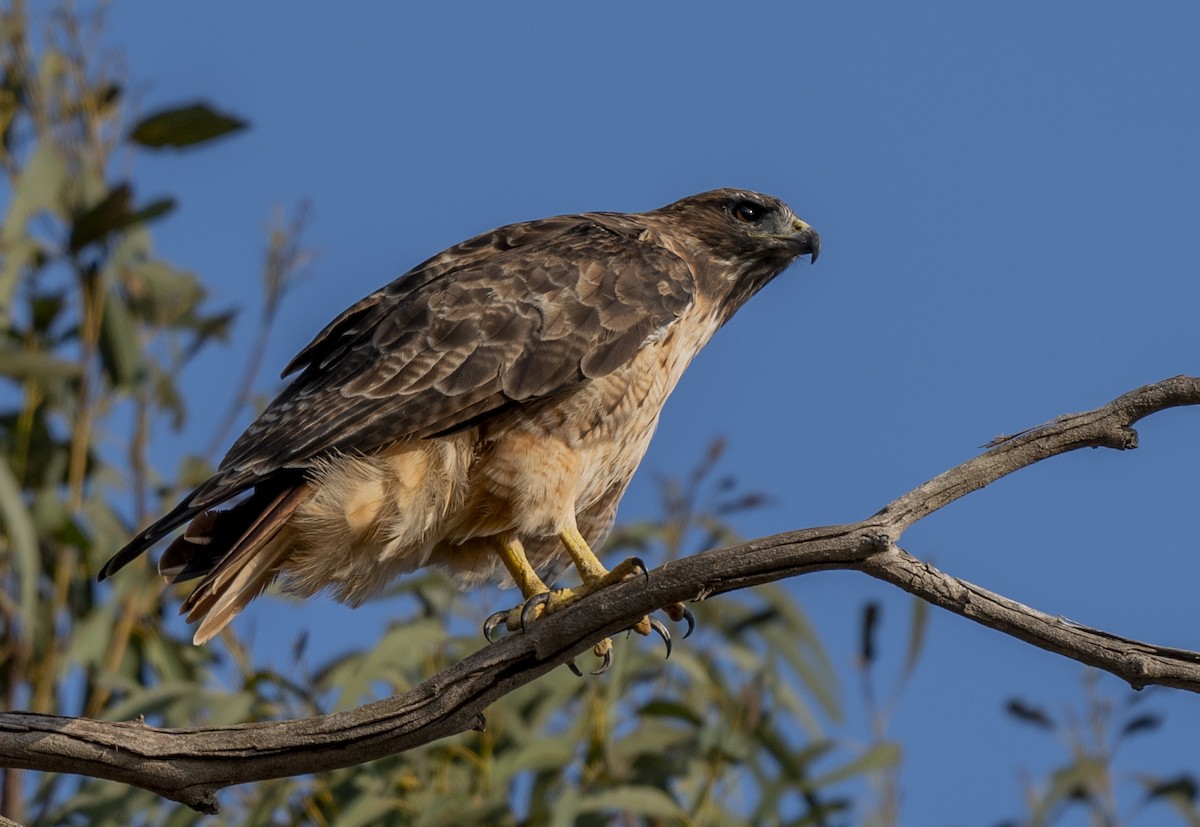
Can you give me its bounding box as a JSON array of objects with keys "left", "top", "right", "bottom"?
[{"left": 3, "top": 2, "right": 1199, "bottom": 825}]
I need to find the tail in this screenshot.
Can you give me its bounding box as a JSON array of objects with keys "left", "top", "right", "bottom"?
[
  {"left": 101, "top": 476, "right": 310, "bottom": 645},
  {"left": 173, "top": 483, "right": 310, "bottom": 644}
]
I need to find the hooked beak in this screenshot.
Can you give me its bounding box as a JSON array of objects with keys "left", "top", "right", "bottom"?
[{"left": 789, "top": 217, "right": 820, "bottom": 263}]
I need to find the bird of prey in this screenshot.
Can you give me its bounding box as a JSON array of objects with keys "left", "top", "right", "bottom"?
[{"left": 100, "top": 188, "right": 819, "bottom": 671}]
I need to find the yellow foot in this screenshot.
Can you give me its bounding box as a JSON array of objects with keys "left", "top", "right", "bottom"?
[{"left": 481, "top": 554, "right": 696, "bottom": 675}]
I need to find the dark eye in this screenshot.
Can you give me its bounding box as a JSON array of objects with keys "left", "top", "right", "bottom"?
[{"left": 731, "top": 200, "right": 765, "bottom": 223}]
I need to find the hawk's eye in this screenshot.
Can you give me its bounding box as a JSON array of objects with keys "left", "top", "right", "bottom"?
[{"left": 731, "top": 201, "right": 765, "bottom": 223}]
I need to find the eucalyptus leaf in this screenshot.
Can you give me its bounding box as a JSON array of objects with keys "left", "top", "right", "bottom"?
[
  {"left": 0, "top": 346, "right": 82, "bottom": 382},
  {"left": 129, "top": 102, "right": 248, "bottom": 149},
  {"left": 0, "top": 454, "right": 38, "bottom": 644},
  {"left": 68, "top": 182, "right": 132, "bottom": 253},
  {"left": 1, "top": 141, "right": 67, "bottom": 243},
  {"left": 570, "top": 785, "right": 687, "bottom": 821},
  {"left": 98, "top": 287, "right": 146, "bottom": 389},
  {"left": 0, "top": 140, "right": 66, "bottom": 321},
  {"left": 69, "top": 184, "right": 175, "bottom": 253},
  {"left": 805, "top": 742, "right": 901, "bottom": 791},
  {"left": 126, "top": 258, "right": 205, "bottom": 326}
]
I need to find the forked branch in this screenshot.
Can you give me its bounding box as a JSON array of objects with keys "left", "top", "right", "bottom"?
[{"left": 1, "top": 375, "right": 1196, "bottom": 814}]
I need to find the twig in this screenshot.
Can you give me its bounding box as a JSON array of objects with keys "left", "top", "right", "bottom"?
[
  {"left": 0, "top": 375, "right": 1196, "bottom": 812},
  {"left": 206, "top": 203, "right": 311, "bottom": 458}
]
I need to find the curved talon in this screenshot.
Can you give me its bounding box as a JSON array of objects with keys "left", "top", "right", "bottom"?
[
  {"left": 520, "top": 592, "right": 552, "bottom": 632},
  {"left": 591, "top": 647, "right": 613, "bottom": 676},
  {"left": 629, "top": 556, "right": 650, "bottom": 582},
  {"left": 483, "top": 611, "right": 509, "bottom": 642},
  {"left": 679, "top": 606, "right": 696, "bottom": 639},
  {"left": 648, "top": 616, "right": 673, "bottom": 659},
  {"left": 567, "top": 660, "right": 583, "bottom": 677}
]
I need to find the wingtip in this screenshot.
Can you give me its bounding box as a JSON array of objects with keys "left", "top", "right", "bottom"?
[{"left": 96, "top": 543, "right": 140, "bottom": 582}]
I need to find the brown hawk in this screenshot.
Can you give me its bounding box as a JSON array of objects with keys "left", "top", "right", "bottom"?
[{"left": 100, "top": 188, "right": 819, "bottom": 670}]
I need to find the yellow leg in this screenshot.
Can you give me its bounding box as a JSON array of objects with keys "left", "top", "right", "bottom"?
[
  {"left": 485, "top": 534, "right": 555, "bottom": 635},
  {"left": 495, "top": 534, "right": 550, "bottom": 599},
  {"left": 559, "top": 526, "right": 608, "bottom": 582}
]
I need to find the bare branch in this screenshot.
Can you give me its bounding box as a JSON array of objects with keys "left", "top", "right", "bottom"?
[{"left": 1, "top": 375, "right": 1196, "bottom": 812}]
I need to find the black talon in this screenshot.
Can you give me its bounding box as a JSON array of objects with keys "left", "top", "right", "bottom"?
[
  {"left": 629, "top": 556, "right": 650, "bottom": 582},
  {"left": 648, "top": 616, "right": 673, "bottom": 659},
  {"left": 567, "top": 659, "right": 583, "bottom": 677},
  {"left": 520, "top": 592, "right": 551, "bottom": 632},
  {"left": 679, "top": 606, "right": 696, "bottom": 639},
  {"left": 483, "top": 611, "right": 509, "bottom": 642},
  {"left": 591, "top": 647, "right": 613, "bottom": 676}
]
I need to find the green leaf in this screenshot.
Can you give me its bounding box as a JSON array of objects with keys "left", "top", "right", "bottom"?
[
  {"left": 125, "top": 258, "right": 205, "bottom": 326},
  {"left": 0, "top": 455, "right": 39, "bottom": 644},
  {"left": 1143, "top": 773, "right": 1199, "bottom": 804},
  {"left": 129, "top": 103, "right": 248, "bottom": 149},
  {"left": 1, "top": 141, "right": 68, "bottom": 243},
  {"left": 336, "top": 792, "right": 404, "bottom": 827},
  {"left": 805, "top": 742, "right": 901, "bottom": 790},
  {"left": 0, "top": 407, "right": 71, "bottom": 488},
  {"left": 491, "top": 735, "right": 575, "bottom": 782},
  {"left": 99, "top": 287, "right": 146, "bottom": 389},
  {"left": 68, "top": 184, "right": 175, "bottom": 253},
  {"left": 0, "top": 237, "right": 46, "bottom": 327},
  {"left": 639, "top": 699, "right": 704, "bottom": 727},
  {"left": 761, "top": 622, "right": 840, "bottom": 723},
  {"left": 66, "top": 603, "right": 120, "bottom": 670},
  {"left": 126, "top": 196, "right": 176, "bottom": 227},
  {"left": 102, "top": 681, "right": 208, "bottom": 722},
  {"left": 569, "top": 785, "right": 687, "bottom": 822},
  {"left": 900, "top": 591, "right": 929, "bottom": 685},
  {"left": 1024, "top": 758, "right": 1106, "bottom": 824},
  {"left": 0, "top": 346, "right": 82, "bottom": 383},
  {"left": 320, "top": 618, "right": 449, "bottom": 710},
  {"left": 69, "top": 182, "right": 132, "bottom": 253},
  {"left": 1005, "top": 698, "right": 1055, "bottom": 730},
  {"left": 1120, "top": 712, "right": 1163, "bottom": 738},
  {"left": 0, "top": 141, "right": 66, "bottom": 322},
  {"left": 859, "top": 600, "right": 879, "bottom": 665}
]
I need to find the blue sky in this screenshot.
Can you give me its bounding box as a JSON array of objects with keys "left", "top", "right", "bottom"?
[{"left": 96, "top": 3, "right": 1200, "bottom": 823}]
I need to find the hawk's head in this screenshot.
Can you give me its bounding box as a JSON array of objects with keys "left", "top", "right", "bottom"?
[{"left": 647, "top": 188, "right": 820, "bottom": 316}]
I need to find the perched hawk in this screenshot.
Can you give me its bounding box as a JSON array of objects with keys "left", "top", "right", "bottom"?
[{"left": 100, "top": 188, "right": 819, "bottom": 669}]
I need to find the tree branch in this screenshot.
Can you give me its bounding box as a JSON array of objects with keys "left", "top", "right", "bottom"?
[{"left": 1, "top": 375, "right": 1197, "bottom": 812}]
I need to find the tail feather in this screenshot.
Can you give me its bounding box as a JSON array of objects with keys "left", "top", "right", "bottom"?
[
  {"left": 98, "top": 498, "right": 214, "bottom": 581},
  {"left": 187, "top": 532, "right": 294, "bottom": 645},
  {"left": 159, "top": 484, "right": 300, "bottom": 583},
  {"left": 98, "top": 469, "right": 273, "bottom": 581},
  {"left": 174, "top": 483, "right": 310, "bottom": 644}
]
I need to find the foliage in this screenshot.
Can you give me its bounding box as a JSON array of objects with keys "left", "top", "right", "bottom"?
[
  {"left": 0, "top": 5, "right": 896, "bottom": 826},
  {"left": 997, "top": 671, "right": 1200, "bottom": 827}
]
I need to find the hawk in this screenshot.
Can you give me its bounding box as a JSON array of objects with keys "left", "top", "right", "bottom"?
[{"left": 100, "top": 188, "right": 819, "bottom": 670}]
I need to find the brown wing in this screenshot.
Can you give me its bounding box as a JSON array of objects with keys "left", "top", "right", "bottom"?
[{"left": 100, "top": 212, "right": 696, "bottom": 577}]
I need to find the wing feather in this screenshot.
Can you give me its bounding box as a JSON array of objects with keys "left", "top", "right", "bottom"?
[
  {"left": 101, "top": 211, "right": 697, "bottom": 575},
  {"left": 221, "top": 216, "right": 694, "bottom": 476}
]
